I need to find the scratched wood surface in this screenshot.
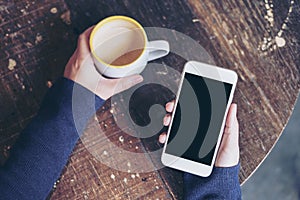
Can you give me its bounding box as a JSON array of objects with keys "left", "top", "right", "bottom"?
[{"left": 0, "top": 0, "right": 299, "bottom": 199}]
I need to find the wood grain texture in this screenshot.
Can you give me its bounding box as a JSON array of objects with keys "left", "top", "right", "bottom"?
[
  {"left": 0, "top": 0, "right": 299, "bottom": 199},
  {"left": 0, "top": 0, "right": 76, "bottom": 164}
]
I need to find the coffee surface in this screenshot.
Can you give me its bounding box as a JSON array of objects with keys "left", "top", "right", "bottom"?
[{"left": 111, "top": 49, "right": 143, "bottom": 66}]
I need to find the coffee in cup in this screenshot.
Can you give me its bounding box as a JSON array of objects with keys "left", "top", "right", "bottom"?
[{"left": 89, "top": 16, "right": 169, "bottom": 78}]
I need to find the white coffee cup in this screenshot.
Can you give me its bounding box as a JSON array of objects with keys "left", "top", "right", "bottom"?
[{"left": 89, "top": 16, "right": 169, "bottom": 78}]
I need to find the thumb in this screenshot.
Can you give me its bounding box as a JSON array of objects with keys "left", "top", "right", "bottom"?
[
  {"left": 226, "top": 103, "right": 237, "bottom": 129},
  {"left": 112, "top": 74, "right": 143, "bottom": 95}
]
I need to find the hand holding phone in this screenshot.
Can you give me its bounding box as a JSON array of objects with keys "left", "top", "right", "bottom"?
[
  {"left": 159, "top": 102, "right": 239, "bottom": 168},
  {"left": 161, "top": 61, "right": 239, "bottom": 177}
]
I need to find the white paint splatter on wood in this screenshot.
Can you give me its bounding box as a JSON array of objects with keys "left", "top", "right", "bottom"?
[
  {"left": 7, "top": 58, "right": 16, "bottom": 70},
  {"left": 119, "top": 136, "right": 124, "bottom": 143},
  {"left": 259, "top": 0, "right": 294, "bottom": 51},
  {"left": 275, "top": 36, "right": 286, "bottom": 47},
  {"left": 50, "top": 7, "right": 58, "bottom": 14},
  {"left": 110, "top": 174, "right": 115, "bottom": 180}
]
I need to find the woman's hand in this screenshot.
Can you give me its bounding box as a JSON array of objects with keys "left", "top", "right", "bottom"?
[
  {"left": 159, "top": 102, "right": 240, "bottom": 167},
  {"left": 64, "top": 26, "right": 143, "bottom": 100}
]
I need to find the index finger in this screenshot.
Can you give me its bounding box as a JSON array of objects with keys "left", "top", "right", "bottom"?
[{"left": 77, "top": 26, "right": 95, "bottom": 56}]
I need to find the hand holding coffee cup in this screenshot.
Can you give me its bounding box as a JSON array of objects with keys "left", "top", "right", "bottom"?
[
  {"left": 64, "top": 26, "right": 144, "bottom": 100},
  {"left": 89, "top": 16, "right": 170, "bottom": 78}
]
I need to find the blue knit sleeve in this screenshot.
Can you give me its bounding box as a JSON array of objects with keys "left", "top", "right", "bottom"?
[
  {"left": 184, "top": 164, "right": 241, "bottom": 200},
  {"left": 0, "top": 77, "right": 105, "bottom": 200}
]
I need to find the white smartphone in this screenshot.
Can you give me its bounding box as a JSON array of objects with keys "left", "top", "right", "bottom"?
[{"left": 161, "top": 61, "right": 238, "bottom": 177}]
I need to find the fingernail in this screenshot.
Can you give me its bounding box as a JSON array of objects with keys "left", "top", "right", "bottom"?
[
  {"left": 166, "top": 102, "right": 173, "bottom": 112},
  {"left": 163, "top": 116, "right": 167, "bottom": 125},
  {"left": 159, "top": 134, "right": 166, "bottom": 144},
  {"left": 164, "top": 116, "right": 170, "bottom": 125}
]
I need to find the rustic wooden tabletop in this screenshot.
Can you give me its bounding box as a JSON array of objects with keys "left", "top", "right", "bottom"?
[{"left": 0, "top": 0, "right": 299, "bottom": 199}]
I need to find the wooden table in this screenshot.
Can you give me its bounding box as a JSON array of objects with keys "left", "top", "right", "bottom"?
[{"left": 0, "top": 0, "right": 299, "bottom": 199}]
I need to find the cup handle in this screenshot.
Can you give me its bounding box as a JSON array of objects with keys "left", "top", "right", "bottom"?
[{"left": 147, "top": 40, "right": 170, "bottom": 61}]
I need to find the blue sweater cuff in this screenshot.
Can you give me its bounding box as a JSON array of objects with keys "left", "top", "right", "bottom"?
[{"left": 184, "top": 164, "right": 241, "bottom": 199}]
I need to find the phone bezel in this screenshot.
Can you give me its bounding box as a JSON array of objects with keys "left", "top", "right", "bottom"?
[{"left": 161, "top": 61, "right": 238, "bottom": 177}]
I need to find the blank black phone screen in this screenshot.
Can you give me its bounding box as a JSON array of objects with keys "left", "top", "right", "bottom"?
[{"left": 165, "top": 73, "right": 232, "bottom": 165}]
